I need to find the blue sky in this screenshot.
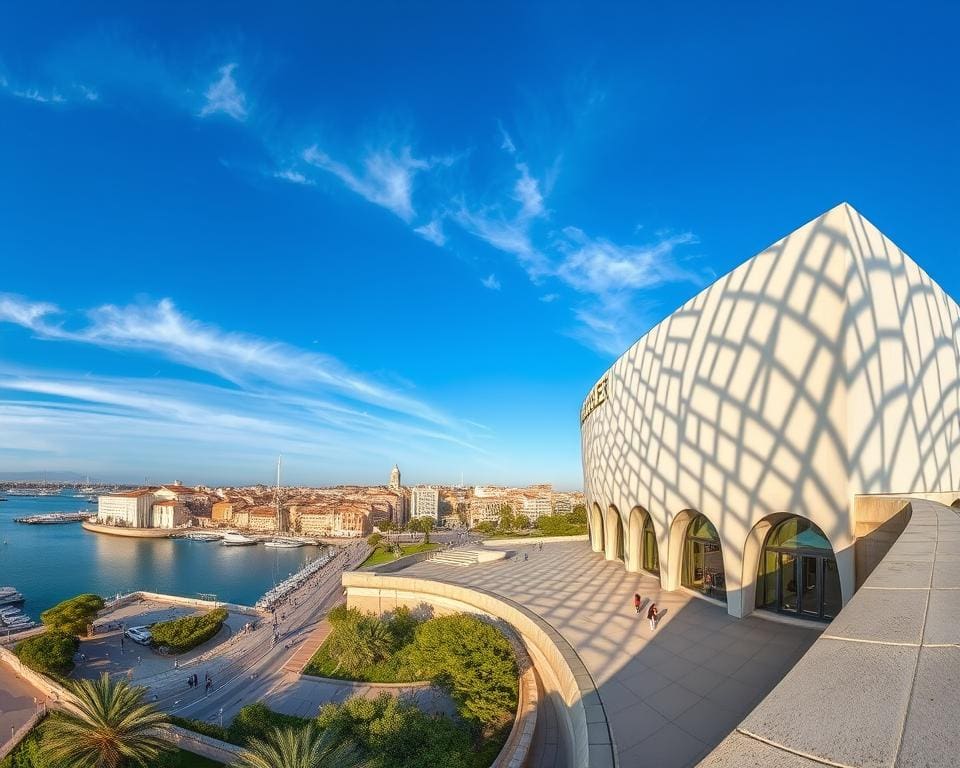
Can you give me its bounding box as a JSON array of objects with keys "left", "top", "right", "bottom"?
[{"left": 1, "top": 3, "right": 958, "bottom": 488}]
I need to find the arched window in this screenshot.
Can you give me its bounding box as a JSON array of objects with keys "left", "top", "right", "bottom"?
[
  {"left": 682, "top": 514, "right": 726, "bottom": 602},
  {"left": 756, "top": 517, "right": 841, "bottom": 620},
  {"left": 642, "top": 516, "right": 659, "bottom": 574}
]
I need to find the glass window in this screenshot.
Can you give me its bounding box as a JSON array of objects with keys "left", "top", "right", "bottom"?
[
  {"left": 682, "top": 514, "right": 726, "bottom": 602},
  {"left": 642, "top": 517, "right": 659, "bottom": 574}
]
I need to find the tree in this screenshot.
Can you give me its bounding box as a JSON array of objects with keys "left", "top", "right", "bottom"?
[
  {"left": 236, "top": 723, "right": 366, "bottom": 768},
  {"left": 419, "top": 517, "right": 434, "bottom": 544},
  {"left": 498, "top": 506, "right": 514, "bottom": 532},
  {"left": 367, "top": 532, "right": 383, "bottom": 548},
  {"left": 405, "top": 615, "right": 518, "bottom": 731},
  {"left": 325, "top": 606, "right": 391, "bottom": 677},
  {"left": 474, "top": 521, "right": 496, "bottom": 535},
  {"left": 317, "top": 694, "right": 473, "bottom": 768},
  {"left": 514, "top": 514, "right": 530, "bottom": 530},
  {"left": 378, "top": 520, "right": 395, "bottom": 534},
  {"left": 406, "top": 518, "right": 423, "bottom": 539},
  {"left": 43, "top": 672, "right": 170, "bottom": 768},
  {"left": 41, "top": 593, "right": 105, "bottom": 636}
]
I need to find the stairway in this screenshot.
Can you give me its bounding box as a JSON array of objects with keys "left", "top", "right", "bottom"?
[{"left": 429, "top": 549, "right": 482, "bottom": 567}]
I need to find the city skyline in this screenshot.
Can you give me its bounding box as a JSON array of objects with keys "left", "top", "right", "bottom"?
[{"left": 2, "top": 3, "right": 959, "bottom": 487}]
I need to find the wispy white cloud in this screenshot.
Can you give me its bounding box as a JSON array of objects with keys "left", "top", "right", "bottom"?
[
  {"left": 303, "top": 145, "right": 429, "bottom": 222},
  {"left": 0, "top": 294, "right": 451, "bottom": 427},
  {"left": 513, "top": 163, "right": 545, "bottom": 220},
  {"left": 273, "top": 169, "right": 314, "bottom": 186},
  {"left": 498, "top": 122, "right": 516, "bottom": 154},
  {"left": 199, "top": 63, "right": 247, "bottom": 121},
  {"left": 12, "top": 88, "right": 65, "bottom": 104},
  {"left": 540, "top": 293, "right": 559, "bottom": 303},
  {"left": 481, "top": 274, "right": 501, "bottom": 291},
  {"left": 555, "top": 227, "right": 697, "bottom": 294},
  {"left": 414, "top": 218, "right": 446, "bottom": 246}
]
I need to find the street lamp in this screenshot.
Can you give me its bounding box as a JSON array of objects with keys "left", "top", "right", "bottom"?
[{"left": 219, "top": 707, "right": 224, "bottom": 728}]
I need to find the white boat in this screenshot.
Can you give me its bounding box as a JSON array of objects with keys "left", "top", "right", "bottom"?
[
  {"left": 264, "top": 537, "right": 304, "bottom": 548},
  {"left": 0, "top": 588, "right": 24, "bottom": 606},
  {"left": 185, "top": 532, "right": 222, "bottom": 542},
  {"left": 221, "top": 532, "right": 257, "bottom": 546}
]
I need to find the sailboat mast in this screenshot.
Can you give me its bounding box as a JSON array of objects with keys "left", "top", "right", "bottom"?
[{"left": 275, "top": 455, "right": 283, "bottom": 533}]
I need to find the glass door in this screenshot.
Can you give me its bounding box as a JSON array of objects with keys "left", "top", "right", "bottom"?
[
  {"left": 779, "top": 553, "right": 798, "bottom": 612},
  {"left": 800, "top": 556, "right": 820, "bottom": 618}
]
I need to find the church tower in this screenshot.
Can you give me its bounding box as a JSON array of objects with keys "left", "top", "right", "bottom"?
[{"left": 389, "top": 464, "right": 401, "bottom": 490}]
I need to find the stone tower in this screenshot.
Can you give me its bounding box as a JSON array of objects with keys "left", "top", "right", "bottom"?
[{"left": 389, "top": 464, "right": 401, "bottom": 490}]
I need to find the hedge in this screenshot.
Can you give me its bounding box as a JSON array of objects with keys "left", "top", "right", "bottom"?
[
  {"left": 150, "top": 608, "right": 228, "bottom": 653},
  {"left": 14, "top": 631, "right": 79, "bottom": 676},
  {"left": 40, "top": 594, "right": 104, "bottom": 636}
]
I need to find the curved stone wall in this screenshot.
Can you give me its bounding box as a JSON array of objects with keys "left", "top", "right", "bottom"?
[
  {"left": 699, "top": 496, "right": 960, "bottom": 767},
  {"left": 580, "top": 204, "right": 960, "bottom": 618},
  {"left": 342, "top": 571, "right": 617, "bottom": 768}
]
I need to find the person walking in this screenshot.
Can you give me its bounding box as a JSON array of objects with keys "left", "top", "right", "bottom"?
[
  {"left": 633, "top": 593, "right": 642, "bottom": 614},
  {"left": 647, "top": 602, "right": 659, "bottom": 631}
]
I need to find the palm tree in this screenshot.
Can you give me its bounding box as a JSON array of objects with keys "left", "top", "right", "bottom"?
[
  {"left": 236, "top": 724, "right": 366, "bottom": 768},
  {"left": 43, "top": 672, "right": 170, "bottom": 768}
]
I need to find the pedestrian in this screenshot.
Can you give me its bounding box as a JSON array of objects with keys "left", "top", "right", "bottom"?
[
  {"left": 80, "top": 652, "right": 86, "bottom": 662},
  {"left": 137, "top": 655, "right": 142, "bottom": 664},
  {"left": 633, "top": 593, "right": 642, "bottom": 615},
  {"left": 647, "top": 602, "right": 659, "bottom": 631},
  {"left": 205, "top": 679, "right": 211, "bottom": 693},
  {"left": 524, "top": 552, "right": 529, "bottom": 561},
  {"left": 174, "top": 659, "right": 179, "bottom": 669}
]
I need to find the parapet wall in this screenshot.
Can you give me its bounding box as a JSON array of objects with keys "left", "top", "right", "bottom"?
[
  {"left": 698, "top": 496, "right": 960, "bottom": 767},
  {"left": 342, "top": 571, "right": 617, "bottom": 768}
]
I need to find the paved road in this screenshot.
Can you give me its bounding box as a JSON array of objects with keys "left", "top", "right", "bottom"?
[{"left": 404, "top": 541, "right": 823, "bottom": 768}]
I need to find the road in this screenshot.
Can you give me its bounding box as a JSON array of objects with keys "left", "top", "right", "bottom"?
[{"left": 162, "top": 541, "right": 370, "bottom": 723}]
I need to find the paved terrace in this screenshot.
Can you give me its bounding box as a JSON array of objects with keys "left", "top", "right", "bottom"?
[
  {"left": 701, "top": 498, "right": 960, "bottom": 768},
  {"left": 404, "top": 541, "right": 821, "bottom": 768}
]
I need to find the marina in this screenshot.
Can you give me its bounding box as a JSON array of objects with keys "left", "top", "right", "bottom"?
[{"left": 0, "top": 491, "right": 329, "bottom": 619}]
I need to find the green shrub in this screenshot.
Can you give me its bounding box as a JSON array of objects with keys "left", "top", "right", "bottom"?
[
  {"left": 150, "top": 608, "right": 228, "bottom": 653},
  {"left": 367, "top": 532, "right": 383, "bottom": 547},
  {"left": 227, "top": 703, "right": 309, "bottom": 745},
  {"left": 169, "top": 715, "right": 231, "bottom": 743},
  {"left": 39, "top": 593, "right": 104, "bottom": 636},
  {"left": 316, "top": 693, "right": 474, "bottom": 768},
  {"left": 404, "top": 615, "right": 517, "bottom": 730},
  {"left": 14, "top": 631, "right": 79, "bottom": 676}
]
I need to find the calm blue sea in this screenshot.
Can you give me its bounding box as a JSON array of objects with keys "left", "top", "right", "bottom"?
[{"left": 0, "top": 490, "right": 324, "bottom": 619}]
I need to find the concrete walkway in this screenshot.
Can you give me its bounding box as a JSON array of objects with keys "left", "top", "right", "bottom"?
[
  {"left": 0, "top": 666, "right": 45, "bottom": 757},
  {"left": 404, "top": 542, "right": 822, "bottom": 768}
]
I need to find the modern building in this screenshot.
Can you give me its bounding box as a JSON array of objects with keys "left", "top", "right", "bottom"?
[
  {"left": 389, "top": 464, "right": 401, "bottom": 490},
  {"left": 97, "top": 488, "right": 156, "bottom": 527},
  {"left": 409, "top": 485, "right": 440, "bottom": 521},
  {"left": 581, "top": 204, "right": 960, "bottom": 619}
]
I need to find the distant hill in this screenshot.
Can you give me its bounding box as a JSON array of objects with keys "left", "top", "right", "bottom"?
[{"left": 0, "top": 471, "right": 103, "bottom": 482}]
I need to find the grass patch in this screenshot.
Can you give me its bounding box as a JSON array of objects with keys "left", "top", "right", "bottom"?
[{"left": 360, "top": 542, "right": 438, "bottom": 568}]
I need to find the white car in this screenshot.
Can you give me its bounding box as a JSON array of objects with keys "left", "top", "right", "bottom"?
[{"left": 124, "top": 626, "right": 152, "bottom": 645}]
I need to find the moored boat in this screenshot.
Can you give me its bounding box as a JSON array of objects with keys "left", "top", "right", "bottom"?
[
  {"left": 221, "top": 532, "right": 257, "bottom": 546},
  {"left": 264, "top": 537, "right": 304, "bottom": 548}
]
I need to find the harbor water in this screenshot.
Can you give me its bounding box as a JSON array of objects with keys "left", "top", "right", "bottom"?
[{"left": 0, "top": 491, "right": 326, "bottom": 619}]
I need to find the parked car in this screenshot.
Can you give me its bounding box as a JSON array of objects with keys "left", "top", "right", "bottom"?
[{"left": 124, "top": 626, "right": 152, "bottom": 645}]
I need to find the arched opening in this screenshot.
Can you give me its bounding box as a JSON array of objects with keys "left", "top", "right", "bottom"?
[
  {"left": 756, "top": 516, "right": 842, "bottom": 621},
  {"left": 589, "top": 503, "right": 604, "bottom": 554},
  {"left": 642, "top": 515, "right": 660, "bottom": 575},
  {"left": 682, "top": 514, "right": 726, "bottom": 602},
  {"left": 627, "top": 508, "right": 643, "bottom": 572},
  {"left": 604, "top": 506, "right": 624, "bottom": 562}
]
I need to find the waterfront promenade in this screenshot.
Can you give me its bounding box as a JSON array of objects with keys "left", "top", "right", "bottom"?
[
  {"left": 0, "top": 670, "right": 45, "bottom": 759},
  {"left": 402, "top": 541, "right": 822, "bottom": 768}
]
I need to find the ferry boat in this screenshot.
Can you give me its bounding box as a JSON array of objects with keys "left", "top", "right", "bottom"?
[
  {"left": 221, "top": 532, "right": 258, "bottom": 546},
  {"left": 264, "top": 537, "right": 305, "bottom": 548}
]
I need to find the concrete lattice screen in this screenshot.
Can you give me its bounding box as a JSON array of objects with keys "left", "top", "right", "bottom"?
[{"left": 582, "top": 203, "right": 960, "bottom": 618}]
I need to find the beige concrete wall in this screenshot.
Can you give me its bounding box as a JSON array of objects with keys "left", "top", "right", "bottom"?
[{"left": 581, "top": 204, "right": 960, "bottom": 618}]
